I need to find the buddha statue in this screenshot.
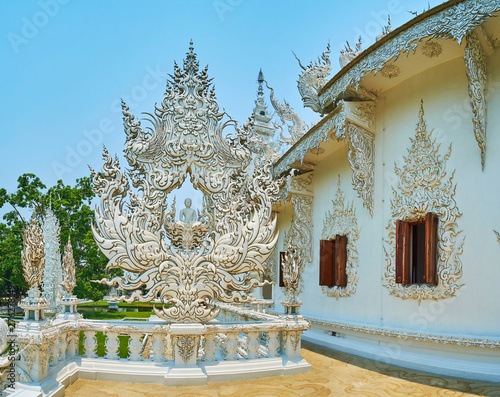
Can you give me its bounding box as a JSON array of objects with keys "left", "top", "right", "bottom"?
[{"left": 179, "top": 198, "right": 197, "bottom": 223}]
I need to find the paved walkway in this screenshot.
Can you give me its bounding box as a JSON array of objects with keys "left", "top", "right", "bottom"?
[{"left": 65, "top": 341, "right": 500, "bottom": 396}]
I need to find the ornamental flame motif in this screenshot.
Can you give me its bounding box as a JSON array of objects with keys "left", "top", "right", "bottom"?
[
  {"left": 61, "top": 237, "right": 76, "bottom": 294},
  {"left": 91, "top": 43, "right": 281, "bottom": 322},
  {"left": 21, "top": 215, "right": 45, "bottom": 290},
  {"left": 384, "top": 100, "right": 464, "bottom": 300}
]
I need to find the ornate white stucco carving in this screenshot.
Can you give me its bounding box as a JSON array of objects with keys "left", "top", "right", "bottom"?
[
  {"left": 294, "top": 42, "right": 332, "bottom": 113},
  {"left": 21, "top": 215, "right": 45, "bottom": 296},
  {"left": 281, "top": 245, "right": 304, "bottom": 306},
  {"left": 266, "top": 82, "right": 307, "bottom": 145},
  {"left": 320, "top": 0, "right": 500, "bottom": 108},
  {"left": 351, "top": 103, "right": 375, "bottom": 129},
  {"left": 91, "top": 43, "right": 282, "bottom": 322},
  {"left": 464, "top": 30, "right": 488, "bottom": 170},
  {"left": 384, "top": 101, "right": 464, "bottom": 300},
  {"left": 347, "top": 124, "right": 375, "bottom": 216},
  {"left": 281, "top": 172, "right": 314, "bottom": 306},
  {"left": 285, "top": 173, "right": 314, "bottom": 264},
  {"left": 321, "top": 179, "right": 360, "bottom": 298},
  {"left": 339, "top": 37, "right": 362, "bottom": 68},
  {"left": 61, "top": 237, "right": 76, "bottom": 295}
]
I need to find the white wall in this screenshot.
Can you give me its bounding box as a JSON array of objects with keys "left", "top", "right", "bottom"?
[{"left": 276, "top": 53, "right": 500, "bottom": 338}]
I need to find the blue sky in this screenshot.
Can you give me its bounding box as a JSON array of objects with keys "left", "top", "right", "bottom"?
[{"left": 0, "top": 0, "right": 435, "bottom": 205}]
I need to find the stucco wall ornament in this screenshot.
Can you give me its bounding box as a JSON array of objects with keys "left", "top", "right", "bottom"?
[
  {"left": 321, "top": 179, "right": 360, "bottom": 298},
  {"left": 285, "top": 172, "right": 314, "bottom": 264},
  {"left": 464, "top": 31, "right": 488, "bottom": 170},
  {"left": 320, "top": 0, "right": 500, "bottom": 109},
  {"left": 294, "top": 42, "right": 332, "bottom": 113},
  {"left": 266, "top": 82, "right": 308, "bottom": 145},
  {"left": 422, "top": 41, "right": 443, "bottom": 58},
  {"left": 384, "top": 101, "right": 464, "bottom": 300},
  {"left": 380, "top": 64, "right": 401, "bottom": 79},
  {"left": 347, "top": 124, "right": 375, "bottom": 216},
  {"left": 280, "top": 173, "right": 313, "bottom": 312},
  {"left": 351, "top": 103, "right": 375, "bottom": 129},
  {"left": 91, "top": 43, "right": 283, "bottom": 322}
]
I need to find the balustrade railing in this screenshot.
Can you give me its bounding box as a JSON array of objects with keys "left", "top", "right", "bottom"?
[{"left": 12, "top": 304, "right": 310, "bottom": 391}]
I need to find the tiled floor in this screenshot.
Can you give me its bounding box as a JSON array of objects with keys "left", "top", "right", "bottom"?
[{"left": 65, "top": 341, "right": 500, "bottom": 396}]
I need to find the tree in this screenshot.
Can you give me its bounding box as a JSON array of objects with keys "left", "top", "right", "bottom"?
[{"left": 0, "top": 174, "right": 110, "bottom": 301}]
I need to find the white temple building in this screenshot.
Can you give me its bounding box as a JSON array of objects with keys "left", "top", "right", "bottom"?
[{"left": 265, "top": 0, "right": 500, "bottom": 382}]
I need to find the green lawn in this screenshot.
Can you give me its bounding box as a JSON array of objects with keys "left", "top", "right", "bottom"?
[
  {"left": 78, "top": 300, "right": 159, "bottom": 309},
  {"left": 81, "top": 310, "right": 153, "bottom": 320}
]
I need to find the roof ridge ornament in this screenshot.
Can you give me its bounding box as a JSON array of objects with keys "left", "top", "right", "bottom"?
[
  {"left": 294, "top": 42, "right": 332, "bottom": 113},
  {"left": 339, "top": 36, "right": 362, "bottom": 68},
  {"left": 266, "top": 81, "right": 307, "bottom": 145}
]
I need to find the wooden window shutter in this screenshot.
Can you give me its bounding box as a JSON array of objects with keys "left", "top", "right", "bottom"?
[
  {"left": 319, "top": 240, "right": 335, "bottom": 286},
  {"left": 424, "top": 212, "right": 439, "bottom": 286},
  {"left": 395, "top": 220, "right": 411, "bottom": 284},
  {"left": 335, "top": 235, "right": 348, "bottom": 287},
  {"left": 279, "top": 251, "right": 285, "bottom": 287}
]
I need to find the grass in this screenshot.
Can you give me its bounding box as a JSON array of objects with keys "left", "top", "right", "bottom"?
[
  {"left": 81, "top": 310, "right": 153, "bottom": 320},
  {"left": 78, "top": 300, "right": 159, "bottom": 309}
]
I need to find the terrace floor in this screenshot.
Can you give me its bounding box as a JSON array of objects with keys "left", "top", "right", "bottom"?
[{"left": 65, "top": 340, "right": 500, "bottom": 396}]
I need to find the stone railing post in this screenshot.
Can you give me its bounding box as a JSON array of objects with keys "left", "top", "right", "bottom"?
[
  {"left": 150, "top": 333, "right": 165, "bottom": 362},
  {"left": 66, "top": 331, "right": 78, "bottom": 359},
  {"left": 58, "top": 333, "right": 67, "bottom": 361},
  {"left": 170, "top": 323, "right": 204, "bottom": 366},
  {"left": 225, "top": 332, "right": 239, "bottom": 360},
  {"left": 246, "top": 331, "right": 260, "bottom": 359},
  {"left": 49, "top": 338, "right": 59, "bottom": 367},
  {"left": 105, "top": 331, "right": 119, "bottom": 360},
  {"left": 267, "top": 331, "right": 280, "bottom": 358},
  {"left": 83, "top": 330, "right": 97, "bottom": 358},
  {"left": 202, "top": 333, "right": 217, "bottom": 362},
  {"left": 129, "top": 332, "right": 143, "bottom": 361}
]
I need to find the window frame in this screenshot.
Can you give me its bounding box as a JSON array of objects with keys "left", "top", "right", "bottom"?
[{"left": 395, "top": 212, "right": 438, "bottom": 286}]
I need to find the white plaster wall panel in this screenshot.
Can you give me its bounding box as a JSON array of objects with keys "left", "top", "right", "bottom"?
[
  {"left": 300, "top": 144, "right": 385, "bottom": 326},
  {"left": 379, "top": 55, "right": 500, "bottom": 335}
]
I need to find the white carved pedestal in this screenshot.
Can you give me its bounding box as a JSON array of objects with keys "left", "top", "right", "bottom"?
[
  {"left": 164, "top": 323, "right": 206, "bottom": 386},
  {"left": 57, "top": 295, "right": 82, "bottom": 320},
  {"left": 18, "top": 288, "right": 49, "bottom": 322}
]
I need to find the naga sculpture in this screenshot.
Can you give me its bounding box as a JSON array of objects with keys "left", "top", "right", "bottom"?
[
  {"left": 266, "top": 82, "right": 308, "bottom": 145},
  {"left": 91, "top": 43, "right": 283, "bottom": 322},
  {"left": 294, "top": 43, "right": 332, "bottom": 113}
]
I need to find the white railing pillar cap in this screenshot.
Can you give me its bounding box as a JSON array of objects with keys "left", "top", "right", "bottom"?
[{"left": 170, "top": 323, "right": 205, "bottom": 335}]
